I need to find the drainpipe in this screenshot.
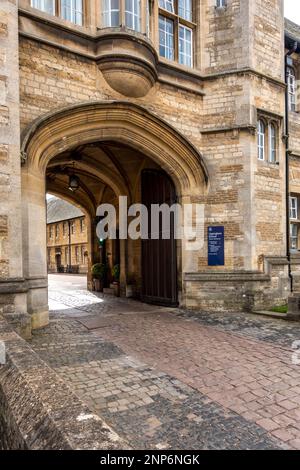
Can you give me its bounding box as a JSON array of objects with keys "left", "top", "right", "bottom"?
[{"left": 285, "top": 42, "right": 298, "bottom": 293}]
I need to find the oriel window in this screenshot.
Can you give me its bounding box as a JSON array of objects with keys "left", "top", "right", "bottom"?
[
  {"left": 61, "top": 0, "right": 83, "bottom": 26},
  {"left": 31, "top": 0, "right": 55, "bottom": 15},
  {"left": 102, "top": 0, "right": 120, "bottom": 27},
  {"left": 125, "top": 0, "right": 141, "bottom": 31},
  {"left": 102, "top": 0, "right": 142, "bottom": 31}
]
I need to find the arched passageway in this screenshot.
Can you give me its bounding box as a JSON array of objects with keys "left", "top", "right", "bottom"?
[{"left": 20, "top": 101, "right": 208, "bottom": 329}]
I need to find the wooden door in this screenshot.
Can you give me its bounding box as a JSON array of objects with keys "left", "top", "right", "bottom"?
[{"left": 141, "top": 169, "right": 178, "bottom": 306}]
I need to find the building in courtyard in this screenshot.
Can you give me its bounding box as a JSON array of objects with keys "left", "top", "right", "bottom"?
[
  {"left": 47, "top": 196, "right": 89, "bottom": 274},
  {"left": 1, "top": 1, "right": 300, "bottom": 332}
]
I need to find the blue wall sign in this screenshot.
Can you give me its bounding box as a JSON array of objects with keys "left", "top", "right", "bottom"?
[{"left": 208, "top": 226, "right": 225, "bottom": 266}]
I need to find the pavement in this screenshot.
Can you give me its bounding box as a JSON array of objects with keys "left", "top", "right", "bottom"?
[{"left": 27, "top": 274, "right": 300, "bottom": 450}]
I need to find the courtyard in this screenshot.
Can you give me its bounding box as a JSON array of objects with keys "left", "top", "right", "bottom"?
[{"left": 25, "top": 274, "right": 300, "bottom": 450}]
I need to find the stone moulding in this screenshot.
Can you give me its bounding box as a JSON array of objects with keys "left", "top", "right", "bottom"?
[
  {"left": 0, "top": 277, "right": 48, "bottom": 294},
  {"left": 0, "top": 316, "right": 131, "bottom": 450},
  {"left": 184, "top": 271, "right": 271, "bottom": 283},
  {"left": 20, "top": 100, "right": 209, "bottom": 195}
]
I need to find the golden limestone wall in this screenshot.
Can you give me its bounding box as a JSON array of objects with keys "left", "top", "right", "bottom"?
[
  {"left": 252, "top": 75, "right": 286, "bottom": 260},
  {"left": 47, "top": 217, "right": 88, "bottom": 273},
  {"left": 201, "top": 0, "right": 250, "bottom": 73},
  {"left": 288, "top": 49, "right": 300, "bottom": 282},
  {"left": 16, "top": 0, "right": 290, "bottom": 312},
  {"left": 19, "top": 36, "right": 250, "bottom": 278},
  {"left": 0, "top": 1, "right": 27, "bottom": 316},
  {"left": 252, "top": 0, "right": 284, "bottom": 80}
]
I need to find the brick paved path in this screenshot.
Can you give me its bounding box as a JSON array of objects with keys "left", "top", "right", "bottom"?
[{"left": 27, "top": 274, "right": 300, "bottom": 449}]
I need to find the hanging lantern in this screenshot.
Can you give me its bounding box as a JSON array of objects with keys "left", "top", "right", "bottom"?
[{"left": 68, "top": 174, "right": 80, "bottom": 192}]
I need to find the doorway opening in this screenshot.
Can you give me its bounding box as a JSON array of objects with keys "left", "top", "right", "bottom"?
[
  {"left": 45, "top": 142, "right": 179, "bottom": 306},
  {"left": 21, "top": 102, "right": 208, "bottom": 328}
]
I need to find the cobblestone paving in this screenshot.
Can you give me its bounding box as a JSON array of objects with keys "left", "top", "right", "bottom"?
[
  {"left": 27, "top": 275, "right": 300, "bottom": 449},
  {"left": 177, "top": 309, "right": 300, "bottom": 350}
]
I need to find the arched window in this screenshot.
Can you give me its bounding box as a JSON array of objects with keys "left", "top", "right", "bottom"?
[
  {"left": 287, "top": 67, "right": 296, "bottom": 112},
  {"left": 268, "top": 123, "right": 276, "bottom": 163},
  {"left": 257, "top": 120, "right": 265, "bottom": 161}
]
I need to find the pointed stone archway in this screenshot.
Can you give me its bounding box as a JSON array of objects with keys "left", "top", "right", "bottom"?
[{"left": 20, "top": 101, "right": 209, "bottom": 329}]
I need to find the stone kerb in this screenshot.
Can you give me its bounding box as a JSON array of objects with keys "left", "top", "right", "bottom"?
[{"left": 0, "top": 315, "right": 130, "bottom": 450}]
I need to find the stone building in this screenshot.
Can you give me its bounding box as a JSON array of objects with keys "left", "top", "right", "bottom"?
[
  {"left": 1, "top": 0, "right": 300, "bottom": 332},
  {"left": 47, "top": 196, "right": 88, "bottom": 273}
]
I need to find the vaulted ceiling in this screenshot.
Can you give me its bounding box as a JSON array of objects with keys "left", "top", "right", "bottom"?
[{"left": 46, "top": 141, "right": 160, "bottom": 216}]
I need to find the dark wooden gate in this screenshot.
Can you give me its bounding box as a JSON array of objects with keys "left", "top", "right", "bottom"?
[{"left": 141, "top": 169, "right": 178, "bottom": 307}]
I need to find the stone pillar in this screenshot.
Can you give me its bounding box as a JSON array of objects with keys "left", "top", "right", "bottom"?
[
  {"left": 287, "top": 295, "right": 300, "bottom": 321},
  {"left": 87, "top": 215, "right": 95, "bottom": 291},
  {"left": 21, "top": 167, "right": 49, "bottom": 329},
  {"left": 0, "top": 2, "right": 28, "bottom": 319},
  {"left": 119, "top": 239, "right": 127, "bottom": 297}
]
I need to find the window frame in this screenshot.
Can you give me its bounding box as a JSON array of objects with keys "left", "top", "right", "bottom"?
[
  {"left": 60, "top": 0, "right": 84, "bottom": 26},
  {"left": 63, "top": 221, "right": 67, "bottom": 236},
  {"left": 268, "top": 122, "right": 277, "bottom": 163},
  {"left": 290, "top": 196, "right": 298, "bottom": 221},
  {"left": 216, "top": 0, "right": 227, "bottom": 8},
  {"left": 102, "top": 0, "right": 121, "bottom": 28},
  {"left": 257, "top": 119, "right": 265, "bottom": 161},
  {"left": 65, "top": 247, "right": 69, "bottom": 264},
  {"left": 179, "top": 23, "right": 193, "bottom": 68},
  {"left": 75, "top": 245, "right": 80, "bottom": 263},
  {"left": 81, "top": 245, "right": 86, "bottom": 263},
  {"left": 124, "top": 0, "right": 141, "bottom": 32},
  {"left": 178, "top": 0, "right": 193, "bottom": 22},
  {"left": 158, "top": 0, "right": 195, "bottom": 68},
  {"left": 101, "top": 0, "right": 146, "bottom": 32},
  {"left": 31, "top": 0, "right": 85, "bottom": 26},
  {"left": 290, "top": 223, "right": 298, "bottom": 251},
  {"left": 287, "top": 67, "right": 296, "bottom": 113},
  {"left": 159, "top": 14, "right": 175, "bottom": 61},
  {"left": 257, "top": 115, "right": 280, "bottom": 165},
  {"left": 31, "top": 0, "right": 56, "bottom": 16}
]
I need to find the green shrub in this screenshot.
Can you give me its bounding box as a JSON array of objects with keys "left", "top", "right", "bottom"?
[
  {"left": 270, "top": 305, "right": 288, "bottom": 314},
  {"left": 112, "top": 264, "right": 120, "bottom": 281},
  {"left": 91, "top": 263, "right": 107, "bottom": 280}
]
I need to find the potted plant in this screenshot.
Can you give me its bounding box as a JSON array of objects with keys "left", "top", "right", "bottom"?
[
  {"left": 91, "top": 263, "right": 107, "bottom": 292},
  {"left": 111, "top": 264, "right": 120, "bottom": 297},
  {"left": 126, "top": 273, "right": 136, "bottom": 298}
]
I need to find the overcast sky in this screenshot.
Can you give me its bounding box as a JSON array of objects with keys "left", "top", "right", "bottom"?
[{"left": 285, "top": 0, "right": 300, "bottom": 24}]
